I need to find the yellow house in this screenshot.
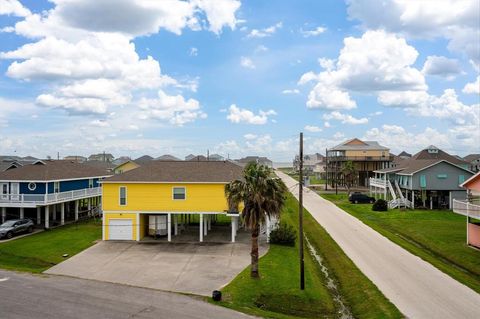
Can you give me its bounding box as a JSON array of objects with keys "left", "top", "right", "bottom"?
[
  {"left": 101, "top": 161, "right": 243, "bottom": 242},
  {"left": 112, "top": 160, "right": 141, "bottom": 174}
]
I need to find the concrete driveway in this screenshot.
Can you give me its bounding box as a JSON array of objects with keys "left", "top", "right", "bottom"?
[
  {"left": 46, "top": 229, "right": 267, "bottom": 296},
  {"left": 277, "top": 171, "right": 480, "bottom": 319}
]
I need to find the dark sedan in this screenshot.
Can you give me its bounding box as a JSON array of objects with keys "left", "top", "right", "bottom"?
[{"left": 348, "top": 192, "right": 375, "bottom": 204}]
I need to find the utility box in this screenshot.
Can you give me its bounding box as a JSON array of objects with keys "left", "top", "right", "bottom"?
[{"left": 148, "top": 215, "right": 168, "bottom": 236}]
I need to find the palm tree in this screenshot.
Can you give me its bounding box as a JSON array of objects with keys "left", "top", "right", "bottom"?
[
  {"left": 225, "top": 162, "right": 287, "bottom": 278},
  {"left": 341, "top": 160, "right": 357, "bottom": 194}
]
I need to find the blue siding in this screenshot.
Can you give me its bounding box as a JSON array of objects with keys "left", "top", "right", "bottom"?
[
  {"left": 48, "top": 182, "right": 54, "bottom": 193},
  {"left": 19, "top": 182, "right": 47, "bottom": 194},
  {"left": 60, "top": 179, "right": 90, "bottom": 192}
]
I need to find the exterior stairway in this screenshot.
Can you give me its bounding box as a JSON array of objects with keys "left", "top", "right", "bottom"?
[{"left": 388, "top": 180, "right": 412, "bottom": 209}]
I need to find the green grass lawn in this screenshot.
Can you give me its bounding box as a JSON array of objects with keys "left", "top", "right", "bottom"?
[
  {"left": 321, "top": 193, "right": 480, "bottom": 293},
  {"left": 0, "top": 220, "right": 102, "bottom": 273},
  {"left": 216, "top": 194, "right": 402, "bottom": 318}
]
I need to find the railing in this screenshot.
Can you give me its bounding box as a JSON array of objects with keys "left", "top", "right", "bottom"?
[
  {"left": 369, "top": 178, "right": 387, "bottom": 188},
  {"left": 0, "top": 187, "right": 101, "bottom": 205},
  {"left": 389, "top": 198, "right": 412, "bottom": 209},
  {"left": 452, "top": 199, "right": 480, "bottom": 219},
  {"left": 328, "top": 155, "right": 394, "bottom": 161}
]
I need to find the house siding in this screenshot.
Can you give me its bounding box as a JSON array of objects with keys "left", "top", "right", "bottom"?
[
  {"left": 410, "top": 162, "right": 473, "bottom": 190},
  {"left": 19, "top": 182, "right": 47, "bottom": 194}
]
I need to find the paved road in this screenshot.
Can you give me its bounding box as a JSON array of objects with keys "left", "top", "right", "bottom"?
[
  {"left": 0, "top": 270, "right": 253, "bottom": 319},
  {"left": 277, "top": 171, "right": 480, "bottom": 319}
]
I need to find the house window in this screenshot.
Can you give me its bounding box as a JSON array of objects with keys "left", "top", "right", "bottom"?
[
  {"left": 119, "top": 186, "right": 127, "bottom": 206},
  {"left": 420, "top": 175, "right": 427, "bottom": 188},
  {"left": 54, "top": 181, "right": 60, "bottom": 193},
  {"left": 437, "top": 174, "right": 447, "bottom": 179},
  {"left": 28, "top": 182, "right": 36, "bottom": 191},
  {"left": 89, "top": 179, "right": 94, "bottom": 188},
  {"left": 173, "top": 187, "right": 186, "bottom": 200},
  {"left": 459, "top": 175, "right": 465, "bottom": 184}
]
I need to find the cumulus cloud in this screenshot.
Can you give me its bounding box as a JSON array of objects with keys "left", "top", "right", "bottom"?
[
  {"left": 463, "top": 76, "right": 480, "bottom": 94},
  {"left": 422, "top": 55, "right": 462, "bottom": 79},
  {"left": 301, "top": 26, "right": 326, "bottom": 37},
  {"left": 304, "top": 125, "right": 322, "bottom": 132},
  {"left": 189, "top": 47, "right": 198, "bottom": 56},
  {"left": 226, "top": 104, "right": 276, "bottom": 125},
  {"left": 0, "top": 0, "right": 31, "bottom": 17},
  {"left": 240, "top": 56, "right": 255, "bottom": 69},
  {"left": 346, "top": 0, "right": 480, "bottom": 63},
  {"left": 247, "top": 22, "right": 282, "bottom": 38},
  {"left": 323, "top": 111, "right": 368, "bottom": 125},
  {"left": 299, "top": 30, "right": 426, "bottom": 110},
  {"left": 282, "top": 89, "right": 300, "bottom": 94}
]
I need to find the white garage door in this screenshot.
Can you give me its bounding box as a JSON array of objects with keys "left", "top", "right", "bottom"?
[{"left": 109, "top": 219, "right": 133, "bottom": 240}]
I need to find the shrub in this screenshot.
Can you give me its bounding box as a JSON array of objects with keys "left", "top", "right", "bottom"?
[
  {"left": 372, "top": 199, "right": 388, "bottom": 211},
  {"left": 269, "top": 222, "right": 296, "bottom": 246}
]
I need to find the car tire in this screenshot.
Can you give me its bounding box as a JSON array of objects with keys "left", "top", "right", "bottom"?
[
  {"left": 6, "top": 232, "right": 13, "bottom": 239},
  {"left": 355, "top": 200, "right": 359, "bottom": 204},
  {"left": 27, "top": 226, "right": 33, "bottom": 233}
]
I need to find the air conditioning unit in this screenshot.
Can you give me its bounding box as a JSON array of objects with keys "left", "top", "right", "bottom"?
[{"left": 148, "top": 215, "right": 168, "bottom": 236}]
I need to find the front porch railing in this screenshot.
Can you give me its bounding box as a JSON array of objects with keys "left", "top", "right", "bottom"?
[
  {"left": 0, "top": 187, "right": 101, "bottom": 206},
  {"left": 452, "top": 199, "right": 480, "bottom": 220},
  {"left": 369, "top": 177, "right": 387, "bottom": 188}
]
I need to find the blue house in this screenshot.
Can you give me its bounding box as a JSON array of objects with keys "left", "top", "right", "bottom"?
[{"left": 0, "top": 160, "right": 112, "bottom": 228}]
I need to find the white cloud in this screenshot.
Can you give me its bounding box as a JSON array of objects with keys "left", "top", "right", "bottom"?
[
  {"left": 346, "top": 0, "right": 480, "bottom": 63},
  {"left": 0, "top": 0, "right": 31, "bottom": 17},
  {"left": 247, "top": 22, "right": 282, "bottom": 38},
  {"left": 282, "top": 89, "right": 300, "bottom": 94},
  {"left": 463, "top": 76, "right": 480, "bottom": 94},
  {"left": 304, "top": 125, "right": 322, "bottom": 132},
  {"left": 226, "top": 104, "right": 276, "bottom": 125},
  {"left": 299, "top": 30, "right": 426, "bottom": 110},
  {"left": 244, "top": 133, "right": 257, "bottom": 140},
  {"left": 189, "top": 47, "right": 198, "bottom": 56},
  {"left": 240, "top": 56, "right": 255, "bottom": 69},
  {"left": 138, "top": 90, "right": 207, "bottom": 126},
  {"left": 323, "top": 111, "right": 368, "bottom": 125},
  {"left": 301, "top": 26, "right": 326, "bottom": 37},
  {"left": 193, "top": 0, "right": 241, "bottom": 34},
  {"left": 254, "top": 45, "right": 268, "bottom": 53},
  {"left": 324, "top": 121, "right": 331, "bottom": 128},
  {"left": 422, "top": 55, "right": 462, "bottom": 79},
  {"left": 90, "top": 120, "right": 110, "bottom": 127}
]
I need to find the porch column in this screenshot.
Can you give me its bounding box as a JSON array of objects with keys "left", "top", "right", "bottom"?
[
  {"left": 1, "top": 207, "right": 6, "bottom": 223},
  {"left": 167, "top": 213, "right": 172, "bottom": 242},
  {"left": 45, "top": 205, "right": 50, "bottom": 229},
  {"left": 411, "top": 190, "right": 415, "bottom": 209},
  {"left": 37, "top": 207, "right": 41, "bottom": 225},
  {"left": 174, "top": 214, "right": 178, "bottom": 236},
  {"left": 53, "top": 204, "right": 57, "bottom": 221},
  {"left": 19, "top": 207, "right": 24, "bottom": 219},
  {"left": 60, "top": 202, "right": 65, "bottom": 225},
  {"left": 430, "top": 194, "right": 433, "bottom": 210},
  {"left": 231, "top": 216, "right": 236, "bottom": 242},
  {"left": 74, "top": 200, "right": 79, "bottom": 221},
  {"left": 208, "top": 214, "right": 212, "bottom": 231},
  {"left": 199, "top": 214, "right": 204, "bottom": 242},
  {"left": 88, "top": 198, "right": 91, "bottom": 216},
  {"left": 204, "top": 214, "right": 208, "bottom": 236}
]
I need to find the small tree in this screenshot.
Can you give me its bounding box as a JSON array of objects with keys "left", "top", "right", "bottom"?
[
  {"left": 341, "top": 160, "right": 357, "bottom": 194},
  {"left": 225, "top": 162, "right": 287, "bottom": 278}
]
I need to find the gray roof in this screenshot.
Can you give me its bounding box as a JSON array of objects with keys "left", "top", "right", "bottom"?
[
  {"left": 329, "top": 138, "right": 389, "bottom": 151},
  {"left": 156, "top": 154, "right": 181, "bottom": 161},
  {"left": 0, "top": 160, "right": 112, "bottom": 181},
  {"left": 464, "top": 154, "right": 480, "bottom": 162},
  {"left": 134, "top": 155, "right": 154, "bottom": 164},
  {"left": 103, "top": 161, "right": 243, "bottom": 183}
]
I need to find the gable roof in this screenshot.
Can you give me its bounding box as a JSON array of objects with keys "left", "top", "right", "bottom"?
[
  {"left": 398, "top": 151, "right": 412, "bottom": 157},
  {"left": 411, "top": 146, "right": 468, "bottom": 166},
  {"left": 103, "top": 160, "right": 243, "bottom": 183},
  {"left": 134, "top": 155, "right": 153, "bottom": 164},
  {"left": 0, "top": 160, "right": 112, "bottom": 181},
  {"left": 460, "top": 171, "right": 480, "bottom": 189},
  {"left": 464, "top": 154, "right": 480, "bottom": 162},
  {"left": 376, "top": 159, "right": 472, "bottom": 175},
  {"left": 156, "top": 154, "right": 181, "bottom": 161},
  {"left": 329, "top": 138, "right": 389, "bottom": 151}
]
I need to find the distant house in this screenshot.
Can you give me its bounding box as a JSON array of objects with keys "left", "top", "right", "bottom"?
[
  {"left": 188, "top": 155, "right": 208, "bottom": 161},
  {"left": 398, "top": 151, "right": 412, "bottom": 159},
  {"left": 235, "top": 156, "right": 273, "bottom": 168},
  {"left": 185, "top": 154, "right": 196, "bottom": 161},
  {"left": 0, "top": 160, "right": 111, "bottom": 228},
  {"left": 463, "top": 154, "right": 480, "bottom": 172},
  {"left": 64, "top": 155, "right": 87, "bottom": 162},
  {"left": 113, "top": 155, "right": 154, "bottom": 175},
  {"left": 156, "top": 154, "right": 181, "bottom": 161},
  {"left": 452, "top": 172, "right": 480, "bottom": 249},
  {"left": 88, "top": 153, "right": 114, "bottom": 162},
  {"left": 134, "top": 155, "right": 153, "bottom": 164},
  {"left": 327, "top": 138, "right": 393, "bottom": 187},
  {"left": 370, "top": 145, "right": 473, "bottom": 209},
  {"left": 208, "top": 154, "right": 224, "bottom": 161},
  {"left": 293, "top": 153, "right": 324, "bottom": 176},
  {"left": 112, "top": 156, "right": 131, "bottom": 166}
]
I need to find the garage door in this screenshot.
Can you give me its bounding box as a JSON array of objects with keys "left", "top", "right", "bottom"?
[{"left": 109, "top": 219, "right": 133, "bottom": 240}]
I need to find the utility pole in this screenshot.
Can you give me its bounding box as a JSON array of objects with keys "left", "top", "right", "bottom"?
[
  {"left": 298, "top": 132, "right": 305, "bottom": 290},
  {"left": 335, "top": 162, "right": 338, "bottom": 195},
  {"left": 325, "top": 148, "right": 328, "bottom": 191}
]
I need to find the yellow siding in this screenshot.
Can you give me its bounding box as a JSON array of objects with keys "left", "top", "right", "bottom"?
[
  {"left": 102, "top": 183, "right": 229, "bottom": 212},
  {"left": 113, "top": 161, "right": 140, "bottom": 174},
  {"left": 345, "top": 150, "right": 389, "bottom": 157},
  {"left": 103, "top": 213, "right": 137, "bottom": 240}
]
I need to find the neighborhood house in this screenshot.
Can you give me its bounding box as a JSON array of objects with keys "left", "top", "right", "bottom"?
[{"left": 101, "top": 161, "right": 247, "bottom": 242}]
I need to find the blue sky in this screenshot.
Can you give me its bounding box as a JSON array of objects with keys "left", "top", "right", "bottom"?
[{"left": 0, "top": 0, "right": 479, "bottom": 161}]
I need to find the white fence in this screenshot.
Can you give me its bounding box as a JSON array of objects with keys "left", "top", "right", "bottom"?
[
  {"left": 452, "top": 199, "right": 480, "bottom": 219},
  {"left": 369, "top": 178, "right": 387, "bottom": 189},
  {"left": 0, "top": 187, "right": 101, "bottom": 206}
]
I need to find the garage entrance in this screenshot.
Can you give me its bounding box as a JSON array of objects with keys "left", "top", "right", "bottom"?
[{"left": 109, "top": 219, "right": 133, "bottom": 240}]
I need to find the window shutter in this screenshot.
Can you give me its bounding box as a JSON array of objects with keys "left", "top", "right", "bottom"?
[{"left": 420, "top": 175, "right": 426, "bottom": 188}]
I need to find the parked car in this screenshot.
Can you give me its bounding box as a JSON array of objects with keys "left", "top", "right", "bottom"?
[
  {"left": 0, "top": 219, "right": 35, "bottom": 239},
  {"left": 348, "top": 192, "right": 375, "bottom": 204}
]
